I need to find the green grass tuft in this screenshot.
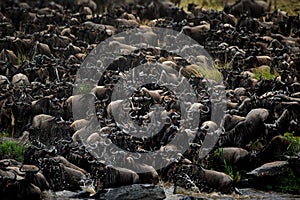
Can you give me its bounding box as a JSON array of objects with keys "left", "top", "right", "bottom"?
[
  {"left": 214, "top": 148, "right": 241, "bottom": 181},
  {"left": 192, "top": 66, "right": 223, "bottom": 83},
  {"left": 0, "top": 140, "right": 25, "bottom": 162},
  {"left": 252, "top": 66, "right": 279, "bottom": 80},
  {"left": 0, "top": 131, "right": 10, "bottom": 138},
  {"left": 74, "top": 82, "right": 93, "bottom": 95},
  {"left": 17, "top": 52, "right": 29, "bottom": 65},
  {"left": 179, "top": 0, "right": 224, "bottom": 11},
  {"left": 284, "top": 132, "right": 300, "bottom": 156},
  {"left": 276, "top": 169, "right": 300, "bottom": 193}
]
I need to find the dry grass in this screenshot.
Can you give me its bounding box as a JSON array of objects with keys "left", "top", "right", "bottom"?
[
  {"left": 179, "top": 0, "right": 300, "bottom": 15},
  {"left": 179, "top": 0, "right": 224, "bottom": 10}
]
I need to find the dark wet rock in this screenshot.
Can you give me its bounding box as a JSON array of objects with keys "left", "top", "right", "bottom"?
[
  {"left": 246, "top": 161, "right": 300, "bottom": 193},
  {"left": 247, "top": 161, "right": 289, "bottom": 178},
  {"left": 174, "top": 196, "right": 208, "bottom": 200},
  {"left": 288, "top": 155, "right": 300, "bottom": 177},
  {"left": 92, "top": 184, "right": 166, "bottom": 200}
]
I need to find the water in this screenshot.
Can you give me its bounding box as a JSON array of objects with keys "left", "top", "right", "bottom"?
[
  {"left": 43, "top": 187, "right": 300, "bottom": 200},
  {"left": 163, "top": 185, "right": 300, "bottom": 200}
]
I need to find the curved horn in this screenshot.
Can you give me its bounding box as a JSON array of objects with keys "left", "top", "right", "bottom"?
[
  {"left": 131, "top": 153, "right": 141, "bottom": 159},
  {"left": 200, "top": 105, "right": 210, "bottom": 114},
  {"left": 49, "top": 157, "right": 60, "bottom": 164},
  {"left": 87, "top": 158, "right": 96, "bottom": 164},
  {"left": 102, "top": 93, "right": 110, "bottom": 102},
  {"left": 129, "top": 111, "right": 138, "bottom": 119},
  {"left": 142, "top": 114, "right": 150, "bottom": 120}
]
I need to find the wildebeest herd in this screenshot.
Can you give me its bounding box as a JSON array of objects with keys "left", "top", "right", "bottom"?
[{"left": 0, "top": 0, "right": 300, "bottom": 199}]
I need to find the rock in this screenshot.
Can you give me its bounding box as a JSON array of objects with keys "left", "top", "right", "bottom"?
[
  {"left": 247, "top": 161, "right": 289, "bottom": 178},
  {"left": 92, "top": 184, "right": 166, "bottom": 200},
  {"left": 174, "top": 184, "right": 200, "bottom": 195},
  {"left": 288, "top": 152, "right": 300, "bottom": 177},
  {"left": 246, "top": 161, "right": 300, "bottom": 193},
  {"left": 166, "top": 195, "right": 209, "bottom": 200}
]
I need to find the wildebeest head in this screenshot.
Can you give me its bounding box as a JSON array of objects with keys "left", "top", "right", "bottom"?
[{"left": 11, "top": 101, "right": 31, "bottom": 136}]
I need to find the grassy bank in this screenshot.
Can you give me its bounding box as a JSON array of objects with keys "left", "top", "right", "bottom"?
[{"left": 179, "top": 0, "right": 300, "bottom": 15}]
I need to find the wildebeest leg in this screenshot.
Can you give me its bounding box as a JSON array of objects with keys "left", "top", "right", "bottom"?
[
  {"left": 54, "top": 66, "right": 60, "bottom": 82},
  {"left": 266, "top": 109, "right": 289, "bottom": 136},
  {"left": 11, "top": 110, "right": 15, "bottom": 138},
  {"left": 275, "top": 109, "right": 289, "bottom": 127}
]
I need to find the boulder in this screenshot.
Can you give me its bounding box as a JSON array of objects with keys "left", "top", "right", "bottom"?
[{"left": 92, "top": 184, "right": 166, "bottom": 200}]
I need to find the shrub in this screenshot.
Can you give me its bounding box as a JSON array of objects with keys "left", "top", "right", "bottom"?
[
  {"left": 252, "top": 66, "right": 279, "bottom": 80},
  {"left": 0, "top": 140, "right": 25, "bottom": 162},
  {"left": 284, "top": 132, "right": 300, "bottom": 156}
]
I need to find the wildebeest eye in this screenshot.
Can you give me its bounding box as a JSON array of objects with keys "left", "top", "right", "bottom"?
[{"left": 205, "top": 125, "right": 209, "bottom": 130}]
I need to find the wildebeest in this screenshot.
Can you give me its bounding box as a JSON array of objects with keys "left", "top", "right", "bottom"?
[
  {"left": 0, "top": 164, "right": 49, "bottom": 200},
  {"left": 92, "top": 163, "right": 140, "bottom": 190},
  {"left": 0, "top": 0, "right": 299, "bottom": 196},
  {"left": 173, "top": 164, "right": 233, "bottom": 193},
  {"left": 219, "top": 108, "right": 269, "bottom": 148},
  {"left": 224, "top": 0, "right": 270, "bottom": 18},
  {"left": 66, "top": 93, "right": 96, "bottom": 120}
]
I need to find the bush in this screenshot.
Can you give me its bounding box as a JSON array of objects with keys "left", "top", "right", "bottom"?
[
  {"left": 284, "top": 132, "right": 300, "bottom": 156},
  {"left": 252, "top": 66, "right": 279, "bottom": 80},
  {"left": 0, "top": 140, "right": 25, "bottom": 162}
]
